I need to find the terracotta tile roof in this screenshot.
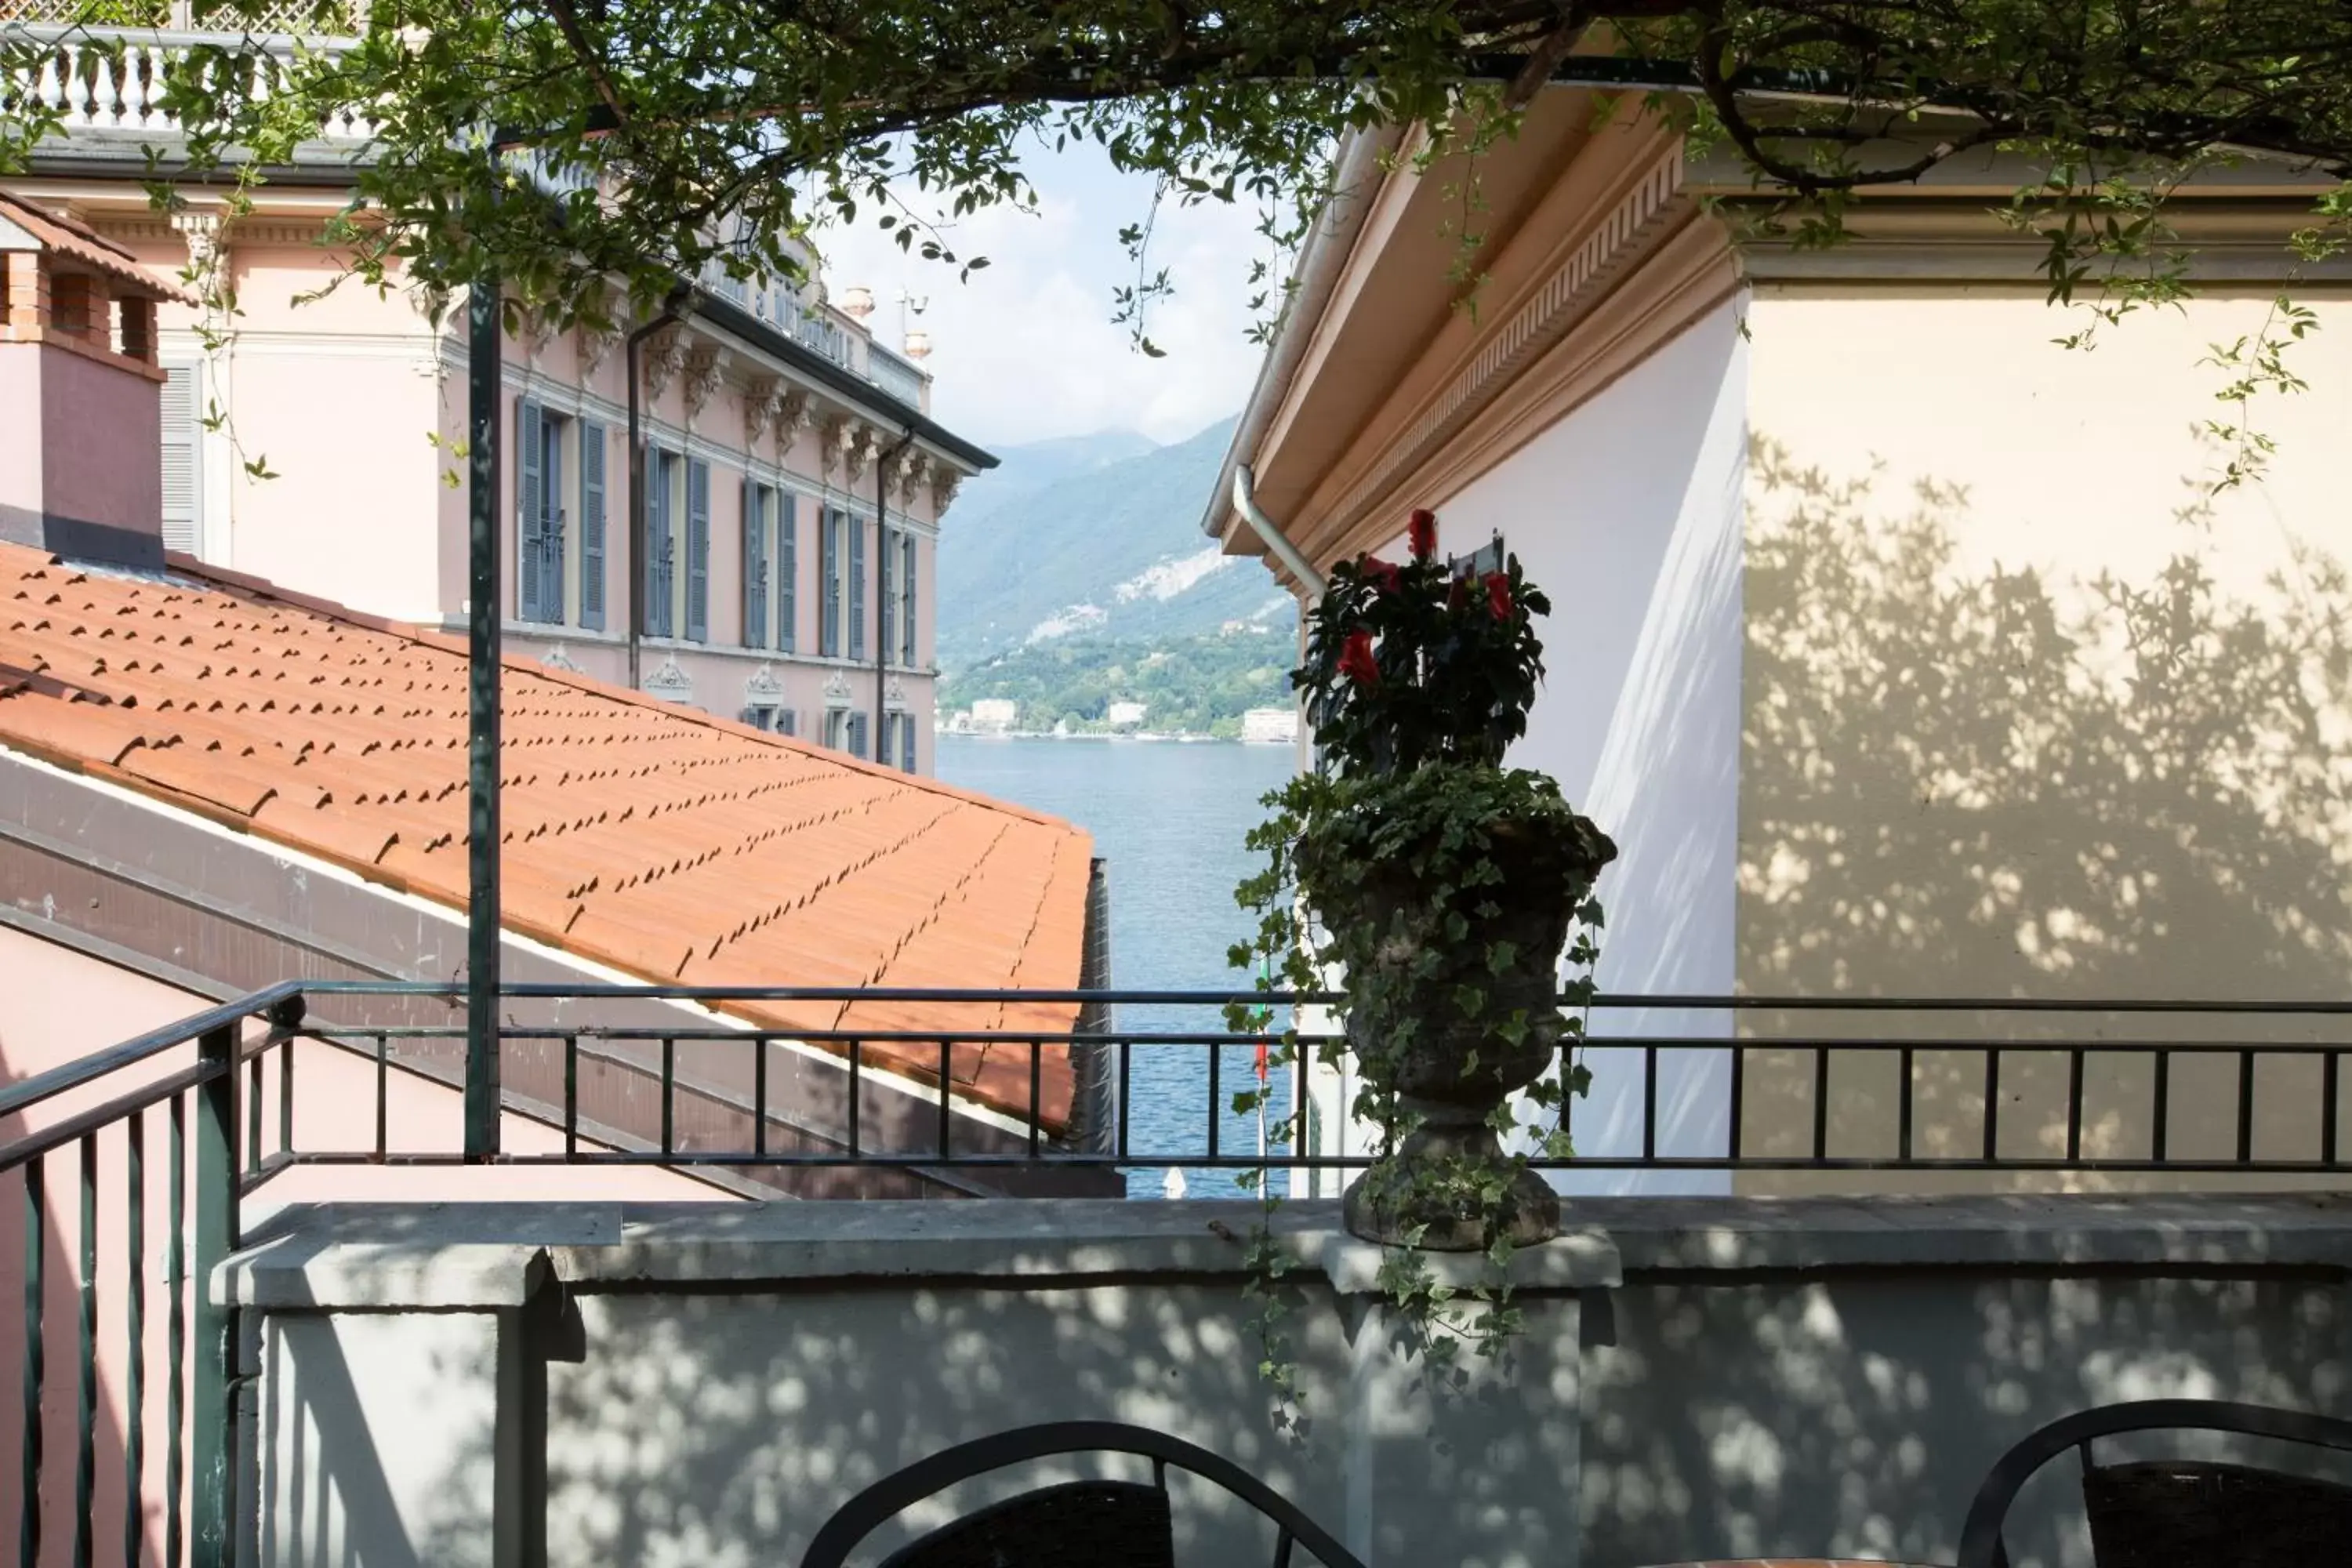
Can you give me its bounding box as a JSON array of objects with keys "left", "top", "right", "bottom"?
[
  {"left": 0, "top": 191, "right": 197, "bottom": 303},
  {"left": 0, "top": 542, "right": 1094, "bottom": 1129}
]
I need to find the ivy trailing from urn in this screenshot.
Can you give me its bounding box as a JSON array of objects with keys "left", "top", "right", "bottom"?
[{"left": 1229, "top": 506, "right": 1613, "bottom": 1401}]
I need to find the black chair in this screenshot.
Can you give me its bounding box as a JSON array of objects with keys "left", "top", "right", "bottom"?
[
  {"left": 798, "top": 1420, "right": 1369, "bottom": 1568},
  {"left": 1957, "top": 1398, "right": 2352, "bottom": 1568}
]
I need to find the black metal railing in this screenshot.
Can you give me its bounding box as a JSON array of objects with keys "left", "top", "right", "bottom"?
[{"left": 6, "top": 982, "right": 2352, "bottom": 1567}]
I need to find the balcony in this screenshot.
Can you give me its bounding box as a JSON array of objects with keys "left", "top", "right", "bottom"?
[
  {"left": 7, "top": 982, "right": 2352, "bottom": 1566},
  {"left": 5, "top": 21, "right": 378, "bottom": 152}
]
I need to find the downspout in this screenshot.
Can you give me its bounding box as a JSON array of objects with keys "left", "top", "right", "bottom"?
[
  {"left": 625, "top": 286, "right": 691, "bottom": 690},
  {"left": 876, "top": 423, "right": 917, "bottom": 762},
  {"left": 1232, "top": 464, "right": 1327, "bottom": 597}
]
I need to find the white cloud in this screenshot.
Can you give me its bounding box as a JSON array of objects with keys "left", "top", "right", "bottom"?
[{"left": 808, "top": 144, "right": 1274, "bottom": 449}]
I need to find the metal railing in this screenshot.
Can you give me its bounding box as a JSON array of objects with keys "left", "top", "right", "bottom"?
[
  {"left": 5, "top": 24, "right": 378, "bottom": 142},
  {"left": 866, "top": 342, "right": 927, "bottom": 406},
  {"left": 7, "top": 982, "right": 2352, "bottom": 1566}
]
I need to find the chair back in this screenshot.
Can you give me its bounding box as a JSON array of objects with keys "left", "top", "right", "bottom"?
[
  {"left": 800, "top": 1421, "right": 1367, "bottom": 1568},
  {"left": 1957, "top": 1399, "right": 2352, "bottom": 1568}
]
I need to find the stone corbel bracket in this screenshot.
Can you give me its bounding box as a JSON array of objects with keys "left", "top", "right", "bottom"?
[
  {"left": 682, "top": 346, "right": 731, "bottom": 425},
  {"left": 575, "top": 318, "right": 621, "bottom": 379},
  {"left": 825, "top": 415, "right": 878, "bottom": 486},
  {"left": 928, "top": 470, "right": 964, "bottom": 516},
  {"left": 894, "top": 448, "right": 929, "bottom": 507},
  {"left": 744, "top": 376, "right": 788, "bottom": 448},
  {"left": 641, "top": 325, "right": 688, "bottom": 401}
]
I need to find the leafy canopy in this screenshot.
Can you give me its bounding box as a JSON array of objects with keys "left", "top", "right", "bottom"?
[{"left": 5, "top": 1, "right": 2352, "bottom": 336}]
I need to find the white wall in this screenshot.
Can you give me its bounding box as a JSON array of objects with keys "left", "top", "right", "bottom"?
[{"left": 1433, "top": 299, "right": 1748, "bottom": 1193}]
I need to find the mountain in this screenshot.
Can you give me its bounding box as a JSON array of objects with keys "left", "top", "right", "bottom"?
[
  {"left": 935, "top": 415, "right": 1289, "bottom": 670},
  {"left": 947, "top": 428, "right": 1159, "bottom": 527}
]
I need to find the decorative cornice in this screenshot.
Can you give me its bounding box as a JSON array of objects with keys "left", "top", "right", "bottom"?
[
  {"left": 928, "top": 471, "right": 963, "bottom": 515},
  {"left": 824, "top": 414, "right": 877, "bottom": 485},
  {"left": 170, "top": 209, "right": 223, "bottom": 274},
  {"left": 884, "top": 676, "right": 909, "bottom": 708},
  {"left": 643, "top": 655, "right": 694, "bottom": 701},
  {"left": 539, "top": 644, "right": 585, "bottom": 673},
  {"left": 744, "top": 662, "right": 785, "bottom": 699},
  {"left": 1313, "top": 146, "right": 1693, "bottom": 552},
  {"left": 743, "top": 375, "right": 786, "bottom": 447},
  {"left": 822, "top": 670, "right": 853, "bottom": 701}
]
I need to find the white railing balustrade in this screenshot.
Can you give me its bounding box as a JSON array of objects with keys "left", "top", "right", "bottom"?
[{"left": 5, "top": 25, "right": 376, "bottom": 141}]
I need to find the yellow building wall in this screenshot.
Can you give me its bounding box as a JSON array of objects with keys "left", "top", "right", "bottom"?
[{"left": 1735, "top": 282, "right": 2352, "bottom": 1189}]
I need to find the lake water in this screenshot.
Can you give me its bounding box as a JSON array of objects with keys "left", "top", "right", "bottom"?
[{"left": 935, "top": 735, "right": 1298, "bottom": 1197}]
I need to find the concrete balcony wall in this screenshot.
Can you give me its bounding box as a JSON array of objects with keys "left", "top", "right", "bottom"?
[{"left": 219, "top": 1194, "right": 2352, "bottom": 1568}]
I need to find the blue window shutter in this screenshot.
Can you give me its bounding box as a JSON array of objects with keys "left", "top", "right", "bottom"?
[
  {"left": 517, "top": 397, "right": 543, "bottom": 621},
  {"left": 900, "top": 715, "right": 917, "bottom": 774},
  {"left": 579, "top": 421, "right": 605, "bottom": 631},
  {"left": 742, "top": 479, "right": 766, "bottom": 648},
  {"left": 686, "top": 459, "right": 710, "bottom": 642},
  {"left": 848, "top": 711, "right": 869, "bottom": 759},
  {"left": 779, "top": 495, "right": 797, "bottom": 653},
  {"left": 901, "top": 532, "right": 916, "bottom": 666},
  {"left": 848, "top": 514, "right": 866, "bottom": 660}
]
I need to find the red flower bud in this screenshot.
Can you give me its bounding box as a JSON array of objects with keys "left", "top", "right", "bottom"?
[
  {"left": 1408, "top": 509, "right": 1438, "bottom": 561},
  {"left": 1483, "top": 571, "right": 1513, "bottom": 622},
  {"left": 1360, "top": 556, "right": 1403, "bottom": 593},
  {"left": 1338, "top": 630, "right": 1379, "bottom": 687}
]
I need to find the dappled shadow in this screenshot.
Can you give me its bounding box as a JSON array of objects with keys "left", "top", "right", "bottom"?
[{"left": 1733, "top": 439, "right": 2352, "bottom": 1191}]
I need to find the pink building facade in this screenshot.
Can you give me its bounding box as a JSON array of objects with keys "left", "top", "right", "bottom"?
[{"left": 5, "top": 29, "right": 988, "bottom": 771}]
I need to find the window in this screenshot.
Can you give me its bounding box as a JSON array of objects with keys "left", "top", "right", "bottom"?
[
  {"left": 742, "top": 480, "right": 770, "bottom": 649},
  {"left": 1449, "top": 532, "right": 1505, "bottom": 579},
  {"left": 645, "top": 446, "right": 678, "bottom": 637},
  {"left": 160, "top": 361, "right": 201, "bottom": 557},
  {"left": 777, "top": 707, "right": 797, "bottom": 738},
  {"left": 517, "top": 398, "right": 568, "bottom": 624},
  {"left": 740, "top": 704, "right": 775, "bottom": 730},
  {"left": 819, "top": 509, "right": 844, "bottom": 657},
  {"left": 778, "top": 495, "right": 797, "bottom": 653},
  {"left": 684, "top": 458, "right": 711, "bottom": 642},
  {"left": 579, "top": 420, "right": 607, "bottom": 631},
  {"left": 899, "top": 531, "right": 917, "bottom": 666},
  {"left": 823, "top": 706, "right": 850, "bottom": 750}
]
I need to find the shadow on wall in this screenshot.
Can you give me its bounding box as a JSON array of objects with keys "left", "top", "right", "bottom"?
[{"left": 1736, "top": 438, "right": 2352, "bottom": 1187}]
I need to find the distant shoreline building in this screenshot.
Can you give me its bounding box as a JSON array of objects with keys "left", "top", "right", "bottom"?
[{"left": 1240, "top": 707, "right": 1300, "bottom": 746}]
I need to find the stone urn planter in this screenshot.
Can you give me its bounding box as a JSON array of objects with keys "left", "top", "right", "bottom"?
[{"left": 1332, "top": 813, "right": 1616, "bottom": 1250}]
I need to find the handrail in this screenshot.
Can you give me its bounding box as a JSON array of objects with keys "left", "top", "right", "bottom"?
[{"left": 0, "top": 980, "right": 298, "bottom": 1121}]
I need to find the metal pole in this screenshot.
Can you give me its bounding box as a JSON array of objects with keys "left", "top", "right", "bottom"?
[
  {"left": 465, "top": 274, "right": 503, "bottom": 1160},
  {"left": 189, "top": 1023, "right": 238, "bottom": 1568}
]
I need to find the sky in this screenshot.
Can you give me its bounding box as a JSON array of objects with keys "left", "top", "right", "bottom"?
[{"left": 807, "top": 142, "right": 1275, "bottom": 453}]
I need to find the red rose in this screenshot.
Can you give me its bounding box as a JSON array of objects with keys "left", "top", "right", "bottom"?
[
  {"left": 1483, "top": 571, "right": 1513, "bottom": 622},
  {"left": 1338, "top": 630, "right": 1378, "bottom": 687},
  {"left": 1408, "top": 509, "right": 1438, "bottom": 561},
  {"left": 1360, "top": 556, "right": 1403, "bottom": 593}
]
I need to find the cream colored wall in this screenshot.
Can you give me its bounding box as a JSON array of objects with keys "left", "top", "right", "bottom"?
[
  {"left": 1736, "top": 283, "right": 2352, "bottom": 1189},
  {"left": 1434, "top": 299, "right": 1750, "bottom": 1195}
]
